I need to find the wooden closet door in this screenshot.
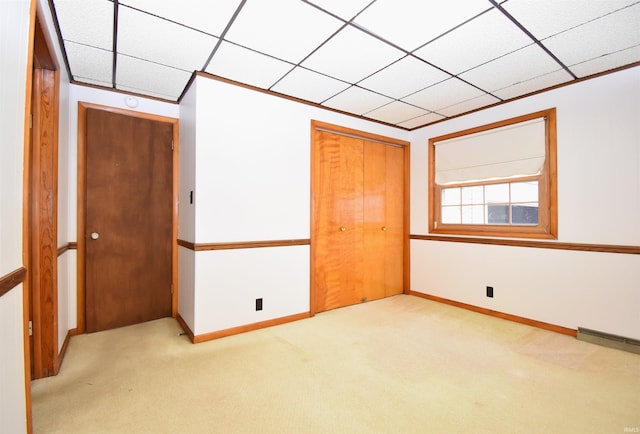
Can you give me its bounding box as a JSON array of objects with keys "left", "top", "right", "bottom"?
[
  {"left": 313, "top": 131, "right": 364, "bottom": 312},
  {"left": 363, "top": 142, "right": 404, "bottom": 301},
  {"left": 313, "top": 123, "right": 407, "bottom": 313}
]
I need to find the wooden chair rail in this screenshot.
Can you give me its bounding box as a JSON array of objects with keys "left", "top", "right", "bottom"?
[
  {"left": 411, "top": 235, "right": 640, "bottom": 255},
  {"left": 57, "top": 242, "right": 78, "bottom": 257},
  {"left": 177, "top": 239, "right": 311, "bottom": 251},
  {"left": 0, "top": 267, "right": 27, "bottom": 298}
]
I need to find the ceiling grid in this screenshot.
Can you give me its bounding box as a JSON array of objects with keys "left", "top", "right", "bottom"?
[{"left": 50, "top": 0, "right": 640, "bottom": 129}]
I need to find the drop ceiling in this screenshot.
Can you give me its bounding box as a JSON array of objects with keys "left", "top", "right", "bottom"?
[{"left": 50, "top": 0, "right": 640, "bottom": 129}]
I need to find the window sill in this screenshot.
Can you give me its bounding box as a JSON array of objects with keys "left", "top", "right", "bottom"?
[{"left": 430, "top": 224, "right": 557, "bottom": 240}]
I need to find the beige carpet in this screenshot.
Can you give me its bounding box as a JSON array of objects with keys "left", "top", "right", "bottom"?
[{"left": 31, "top": 295, "right": 640, "bottom": 433}]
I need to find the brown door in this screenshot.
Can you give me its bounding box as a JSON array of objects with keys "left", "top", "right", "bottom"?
[
  {"left": 85, "top": 108, "right": 173, "bottom": 332},
  {"left": 363, "top": 141, "right": 404, "bottom": 300},
  {"left": 312, "top": 125, "right": 405, "bottom": 313},
  {"left": 313, "top": 131, "right": 365, "bottom": 311}
]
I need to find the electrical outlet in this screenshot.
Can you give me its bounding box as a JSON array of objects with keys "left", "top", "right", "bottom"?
[
  {"left": 255, "top": 298, "right": 263, "bottom": 311},
  {"left": 486, "top": 286, "right": 494, "bottom": 298}
]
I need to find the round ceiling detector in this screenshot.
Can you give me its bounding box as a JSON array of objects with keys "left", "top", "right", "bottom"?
[{"left": 125, "top": 96, "right": 139, "bottom": 108}]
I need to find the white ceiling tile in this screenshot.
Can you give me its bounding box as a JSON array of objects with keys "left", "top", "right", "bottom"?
[
  {"left": 305, "top": 0, "right": 373, "bottom": 21},
  {"left": 459, "top": 44, "right": 563, "bottom": 93},
  {"left": 504, "top": 0, "right": 638, "bottom": 39},
  {"left": 53, "top": 0, "right": 113, "bottom": 50},
  {"left": 359, "top": 56, "right": 450, "bottom": 99},
  {"left": 435, "top": 94, "right": 501, "bottom": 117},
  {"left": 398, "top": 112, "right": 446, "bottom": 129},
  {"left": 205, "top": 42, "right": 293, "bottom": 89},
  {"left": 302, "top": 26, "right": 405, "bottom": 83},
  {"left": 492, "top": 69, "right": 573, "bottom": 100},
  {"left": 364, "top": 101, "right": 428, "bottom": 125},
  {"left": 568, "top": 45, "right": 640, "bottom": 78},
  {"left": 116, "top": 55, "right": 192, "bottom": 100},
  {"left": 402, "top": 78, "right": 487, "bottom": 111},
  {"left": 224, "top": 0, "right": 343, "bottom": 64},
  {"left": 322, "top": 86, "right": 394, "bottom": 115},
  {"left": 271, "top": 67, "right": 350, "bottom": 104},
  {"left": 118, "top": 6, "right": 217, "bottom": 72},
  {"left": 414, "top": 9, "right": 533, "bottom": 75},
  {"left": 65, "top": 42, "right": 113, "bottom": 84},
  {"left": 354, "top": 0, "right": 491, "bottom": 52},
  {"left": 542, "top": 5, "right": 640, "bottom": 68},
  {"left": 119, "top": 0, "right": 242, "bottom": 36}
]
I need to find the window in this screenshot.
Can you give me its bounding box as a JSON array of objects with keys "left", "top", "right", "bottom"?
[{"left": 429, "top": 108, "right": 557, "bottom": 239}]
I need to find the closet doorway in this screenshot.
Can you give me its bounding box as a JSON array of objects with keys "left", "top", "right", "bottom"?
[{"left": 311, "top": 121, "right": 410, "bottom": 313}]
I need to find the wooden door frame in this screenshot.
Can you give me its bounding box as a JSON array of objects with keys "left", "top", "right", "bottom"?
[
  {"left": 310, "top": 120, "right": 410, "bottom": 315},
  {"left": 29, "top": 12, "right": 61, "bottom": 380},
  {"left": 76, "top": 102, "right": 179, "bottom": 333}
]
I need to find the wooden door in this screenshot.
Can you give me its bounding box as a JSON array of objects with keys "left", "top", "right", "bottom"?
[
  {"left": 85, "top": 108, "right": 173, "bottom": 332},
  {"left": 312, "top": 122, "right": 406, "bottom": 313},
  {"left": 313, "top": 131, "right": 365, "bottom": 311},
  {"left": 363, "top": 142, "right": 404, "bottom": 300}
]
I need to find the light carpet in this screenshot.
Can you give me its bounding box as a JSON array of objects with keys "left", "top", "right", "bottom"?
[{"left": 31, "top": 295, "right": 640, "bottom": 433}]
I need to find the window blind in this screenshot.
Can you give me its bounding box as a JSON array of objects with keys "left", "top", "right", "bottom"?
[{"left": 434, "top": 117, "right": 546, "bottom": 185}]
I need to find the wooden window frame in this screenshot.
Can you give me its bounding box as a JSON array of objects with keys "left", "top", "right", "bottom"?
[{"left": 429, "top": 108, "right": 557, "bottom": 239}]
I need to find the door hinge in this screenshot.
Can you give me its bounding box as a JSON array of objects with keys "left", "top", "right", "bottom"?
[
  {"left": 171, "top": 140, "right": 174, "bottom": 151},
  {"left": 170, "top": 283, "right": 173, "bottom": 294},
  {"left": 28, "top": 320, "right": 33, "bottom": 336},
  {"left": 29, "top": 113, "right": 33, "bottom": 130}
]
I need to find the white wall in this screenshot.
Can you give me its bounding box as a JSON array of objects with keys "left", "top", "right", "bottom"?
[
  {"left": 178, "top": 80, "right": 197, "bottom": 330},
  {"left": 178, "top": 79, "right": 197, "bottom": 242},
  {"left": 1, "top": 1, "right": 30, "bottom": 275},
  {"left": 410, "top": 66, "right": 640, "bottom": 340},
  {"left": 56, "top": 251, "right": 77, "bottom": 346},
  {"left": 180, "top": 75, "right": 409, "bottom": 336},
  {"left": 0, "top": 287, "right": 28, "bottom": 434},
  {"left": 0, "top": 0, "right": 31, "bottom": 432},
  {"left": 57, "top": 62, "right": 73, "bottom": 345},
  {"left": 195, "top": 247, "right": 310, "bottom": 333},
  {"left": 178, "top": 248, "right": 195, "bottom": 330}
]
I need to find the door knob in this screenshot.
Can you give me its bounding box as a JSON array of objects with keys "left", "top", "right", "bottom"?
[
  {"left": 340, "top": 226, "right": 346, "bottom": 232},
  {"left": 90, "top": 232, "right": 100, "bottom": 240},
  {"left": 381, "top": 226, "right": 387, "bottom": 231}
]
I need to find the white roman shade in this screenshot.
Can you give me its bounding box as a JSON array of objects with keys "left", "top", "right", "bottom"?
[{"left": 434, "top": 117, "right": 546, "bottom": 185}]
